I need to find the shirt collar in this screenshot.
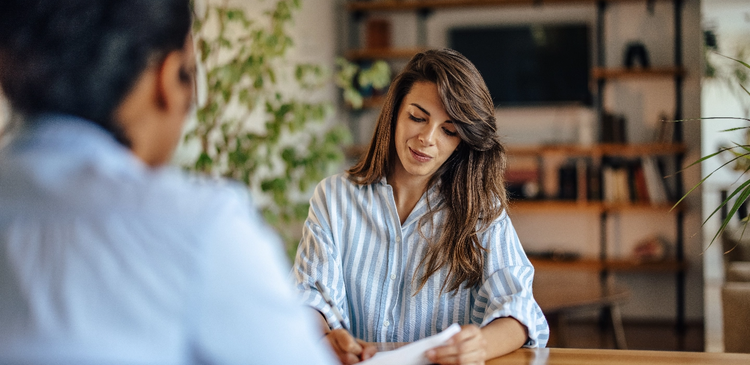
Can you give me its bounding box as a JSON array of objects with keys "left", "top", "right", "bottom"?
[{"left": 6, "top": 113, "right": 144, "bottom": 171}]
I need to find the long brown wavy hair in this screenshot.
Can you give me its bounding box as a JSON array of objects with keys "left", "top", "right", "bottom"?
[{"left": 348, "top": 49, "right": 508, "bottom": 294}]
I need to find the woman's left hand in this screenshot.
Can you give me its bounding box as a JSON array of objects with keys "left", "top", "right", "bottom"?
[{"left": 425, "top": 324, "right": 487, "bottom": 365}]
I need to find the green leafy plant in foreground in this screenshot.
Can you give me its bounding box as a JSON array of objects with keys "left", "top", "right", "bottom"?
[{"left": 183, "top": 0, "right": 347, "bottom": 254}]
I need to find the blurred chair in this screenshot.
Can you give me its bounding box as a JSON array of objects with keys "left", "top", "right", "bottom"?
[
  {"left": 722, "top": 227, "right": 750, "bottom": 283},
  {"left": 722, "top": 282, "right": 750, "bottom": 353},
  {"left": 719, "top": 190, "right": 750, "bottom": 353},
  {"left": 726, "top": 261, "right": 750, "bottom": 283}
]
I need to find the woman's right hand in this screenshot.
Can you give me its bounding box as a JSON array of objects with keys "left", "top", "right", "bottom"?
[{"left": 324, "top": 328, "right": 377, "bottom": 364}]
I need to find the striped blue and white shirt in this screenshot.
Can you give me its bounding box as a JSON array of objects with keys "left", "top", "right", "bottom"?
[{"left": 293, "top": 173, "right": 549, "bottom": 347}]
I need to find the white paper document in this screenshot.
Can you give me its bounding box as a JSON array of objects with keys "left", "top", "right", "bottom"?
[{"left": 360, "top": 323, "right": 462, "bottom": 365}]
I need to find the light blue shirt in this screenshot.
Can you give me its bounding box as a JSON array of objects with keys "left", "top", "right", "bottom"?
[
  {"left": 0, "top": 115, "right": 336, "bottom": 365},
  {"left": 293, "top": 174, "right": 549, "bottom": 347}
]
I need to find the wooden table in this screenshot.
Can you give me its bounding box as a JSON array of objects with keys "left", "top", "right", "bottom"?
[{"left": 487, "top": 348, "right": 750, "bottom": 365}]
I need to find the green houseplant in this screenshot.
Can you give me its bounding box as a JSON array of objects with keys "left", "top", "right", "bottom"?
[
  {"left": 182, "top": 0, "right": 347, "bottom": 254},
  {"left": 675, "top": 52, "right": 750, "bottom": 244},
  {"left": 334, "top": 57, "right": 391, "bottom": 110}
]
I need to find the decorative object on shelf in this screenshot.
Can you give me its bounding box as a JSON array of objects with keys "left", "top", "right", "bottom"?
[
  {"left": 334, "top": 58, "right": 391, "bottom": 109},
  {"left": 506, "top": 167, "right": 540, "bottom": 200},
  {"left": 528, "top": 250, "right": 582, "bottom": 262},
  {"left": 183, "top": 0, "right": 347, "bottom": 254},
  {"left": 558, "top": 163, "right": 579, "bottom": 201},
  {"left": 366, "top": 18, "right": 391, "bottom": 50},
  {"left": 624, "top": 41, "right": 650, "bottom": 69},
  {"left": 632, "top": 235, "right": 669, "bottom": 263}
]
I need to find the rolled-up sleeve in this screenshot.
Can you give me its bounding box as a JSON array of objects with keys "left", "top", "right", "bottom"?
[
  {"left": 292, "top": 181, "right": 350, "bottom": 330},
  {"left": 472, "top": 213, "right": 550, "bottom": 348}
]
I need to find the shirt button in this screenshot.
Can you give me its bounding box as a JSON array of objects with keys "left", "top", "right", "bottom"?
[
  {"left": 390, "top": 274, "right": 396, "bottom": 280},
  {"left": 384, "top": 320, "right": 390, "bottom": 327},
  {"left": 396, "top": 237, "right": 401, "bottom": 244}
]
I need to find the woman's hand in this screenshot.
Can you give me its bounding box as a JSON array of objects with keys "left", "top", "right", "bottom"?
[
  {"left": 426, "top": 325, "right": 487, "bottom": 365},
  {"left": 324, "top": 328, "right": 377, "bottom": 364}
]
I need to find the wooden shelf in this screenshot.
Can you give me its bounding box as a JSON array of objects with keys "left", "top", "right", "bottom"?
[
  {"left": 510, "top": 200, "right": 602, "bottom": 212},
  {"left": 346, "top": 47, "right": 426, "bottom": 61},
  {"left": 605, "top": 258, "right": 688, "bottom": 272},
  {"left": 592, "top": 67, "right": 686, "bottom": 80},
  {"left": 530, "top": 257, "right": 687, "bottom": 273},
  {"left": 510, "top": 200, "right": 681, "bottom": 213},
  {"left": 595, "top": 143, "right": 686, "bottom": 155},
  {"left": 348, "top": 142, "right": 686, "bottom": 161},
  {"left": 507, "top": 143, "right": 686, "bottom": 157},
  {"left": 346, "top": 0, "right": 669, "bottom": 12}
]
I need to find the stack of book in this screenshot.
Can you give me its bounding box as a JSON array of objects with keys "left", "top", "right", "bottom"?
[{"left": 600, "top": 156, "right": 669, "bottom": 205}]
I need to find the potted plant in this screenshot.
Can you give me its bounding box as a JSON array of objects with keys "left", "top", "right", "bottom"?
[
  {"left": 334, "top": 57, "right": 391, "bottom": 110},
  {"left": 181, "top": 0, "right": 347, "bottom": 256}
]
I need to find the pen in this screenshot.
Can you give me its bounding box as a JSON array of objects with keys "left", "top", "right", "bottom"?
[{"left": 314, "top": 280, "right": 350, "bottom": 332}]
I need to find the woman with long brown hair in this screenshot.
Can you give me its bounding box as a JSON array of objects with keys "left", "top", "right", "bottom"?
[{"left": 293, "top": 49, "right": 549, "bottom": 365}]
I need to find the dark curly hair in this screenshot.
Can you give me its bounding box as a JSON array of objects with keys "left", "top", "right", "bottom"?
[{"left": 0, "top": 0, "right": 192, "bottom": 146}]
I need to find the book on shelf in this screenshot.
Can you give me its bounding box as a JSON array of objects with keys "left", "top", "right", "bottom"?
[
  {"left": 598, "top": 156, "right": 672, "bottom": 205},
  {"left": 633, "top": 165, "right": 650, "bottom": 202},
  {"left": 641, "top": 156, "right": 669, "bottom": 204},
  {"left": 558, "top": 163, "right": 578, "bottom": 200},
  {"left": 548, "top": 159, "right": 604, "bottom": 203},
  {"left": 365, "top": 18, "right": 391, "bottom": 49},
  {"left": 587, "top": 163, "right": 602, "bottom": 201},
  {"left": 655, "top": 157, "right": 676, "bottom": 201},
  {"left": 557, "top": 159, "right": 593, "bottom": 202},
  {"left": 602, "top": 164, "right": 630, "bottom": 204},
  {"left": 577, "top": 159, "right": 588, "bottom": 202},
  {"left": 601, "top": 113, "right": 627, "bottom": 144}
]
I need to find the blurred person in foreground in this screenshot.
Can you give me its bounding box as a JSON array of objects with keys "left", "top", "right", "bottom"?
[{"left": 0, "top": 1, "right": 335, "bottom": 364}]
